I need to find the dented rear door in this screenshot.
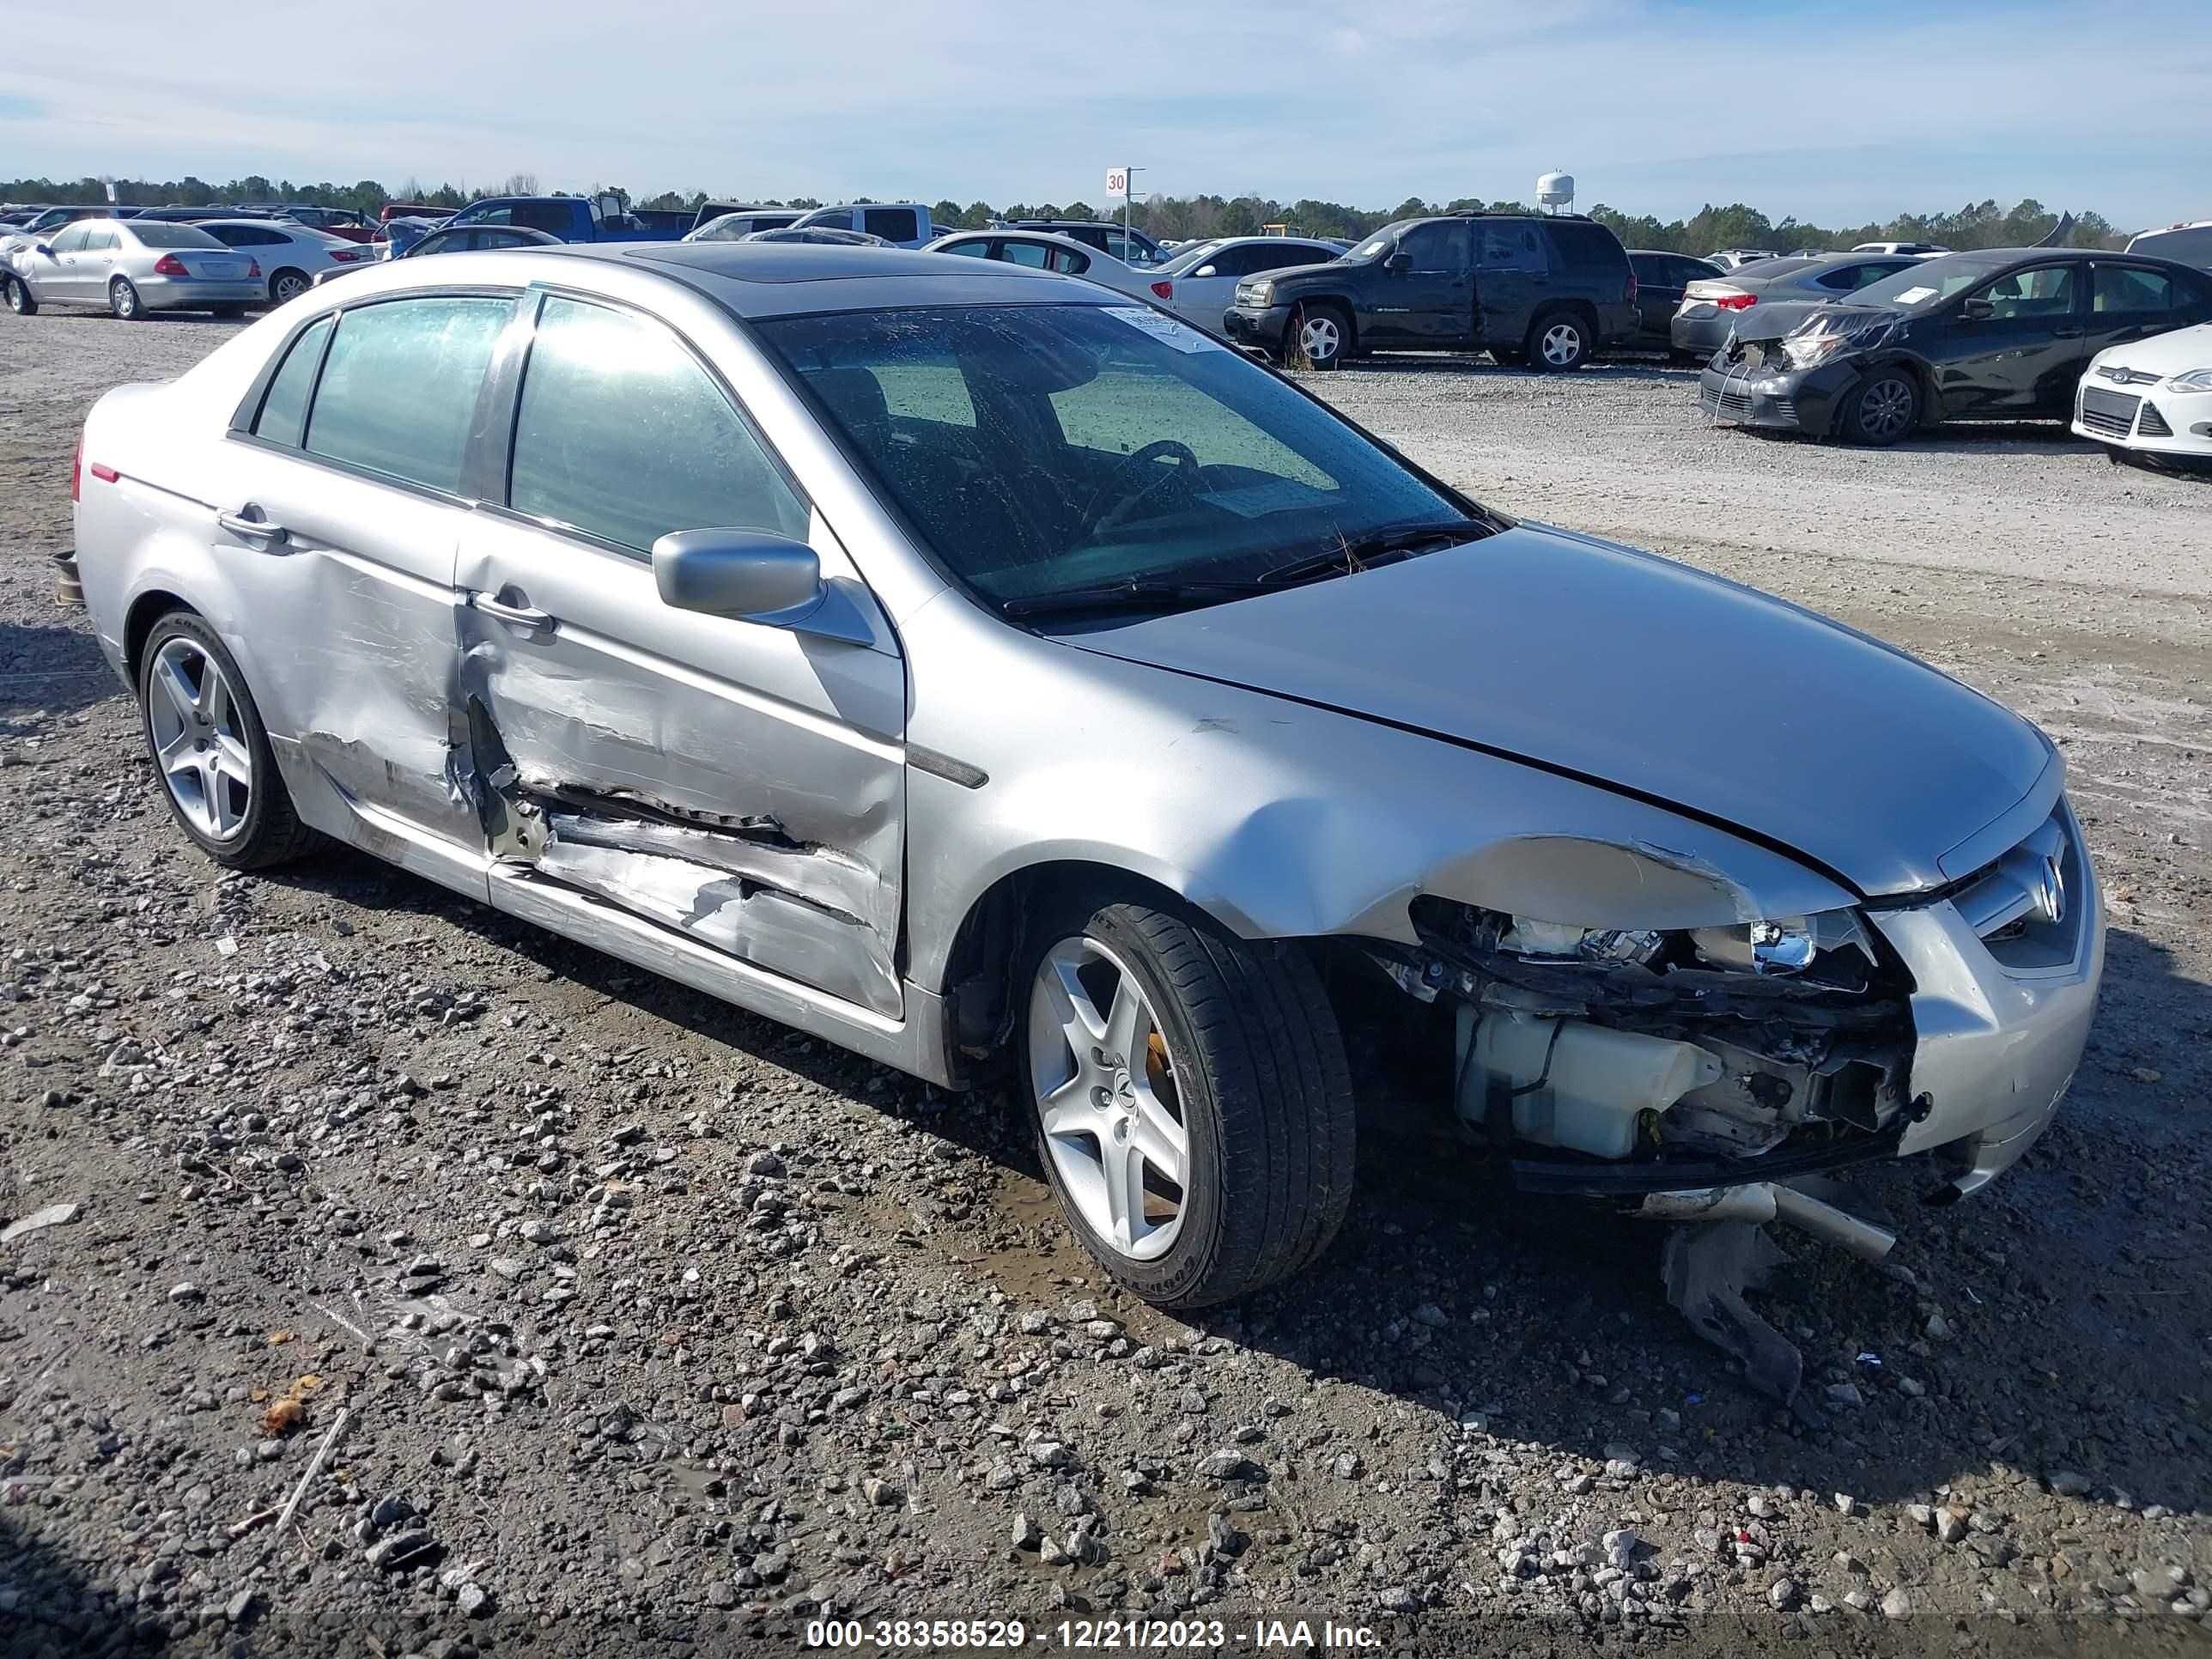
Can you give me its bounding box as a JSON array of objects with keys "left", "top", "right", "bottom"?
[{"left": 455, "top": 290, "right": 908, "bottom": 1018}]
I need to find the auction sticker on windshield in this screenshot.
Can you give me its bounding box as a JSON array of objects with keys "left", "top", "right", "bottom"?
[
  {"left": 1103, "top": 307, "right": 1224, "bottom": 353},
  {"left": 1893, "top": 286, "right": 1937, "bottom": 305}
]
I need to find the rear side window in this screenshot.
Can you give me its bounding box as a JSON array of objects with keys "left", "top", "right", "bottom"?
[
  {"left": 507, "top": 296, "right": 807, "bottom": 551},
  {"left": 1480, "top": 223, "right": 1547, "bottom": 273},
  {"left": 998, "top": 240, "right": 1051, "bottom": 269},
  {"left": 1048, "top": 247, "right": 1091, "bottom": 275},
  {"left": 1541, "top": 220, "right": 1629, "bottom": 276},
  {"left": 863, "top": 207, "right": 919, "bottom": 242},
  {"left": 512, "top": 203, "right": 574, "bottom": 237},
  {"left": 253, "top": 315, "right": 335, "bottom": 447},
  {"left": 305, "top": 296, "right": 510, "bottom": 493},
  {"left": 2093, "top": 265, "right": 2173, "bottom": 313}
]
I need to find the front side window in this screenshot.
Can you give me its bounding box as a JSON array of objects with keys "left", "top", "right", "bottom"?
[
  {"left": 939, "top": 238, "right": 991, "bottom": 259},
  {"left": 1400, "top": 221, "right": 1470, "bottom": 270},
  {"left": 305, "top": 296, "right": 511, "bottom": 493},
  {"left": 254, "top": 315, "right": 336, "bottom": 447},
  {"left": 48, "top": 224, "right": 90, "bottom": 253},
  {"left": 1966, "top": 264, "right": 2076, "bottom": 320},
  {"left": 756, "top": 303, "right": 1475, "bottom": 608},
  {"left": 507, "top": 295, "right": 807, "bottom": 551}
]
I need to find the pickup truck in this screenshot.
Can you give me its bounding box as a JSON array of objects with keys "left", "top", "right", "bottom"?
[
  {"left": 785, "top": 203, "right": 939, "bottom": 249},
  {"left": 441, "top": 193, "right": 691, "bottom": 245}
]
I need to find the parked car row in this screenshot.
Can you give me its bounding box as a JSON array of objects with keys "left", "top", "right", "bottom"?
[{"left": 3, "top": 213, "right": 378, "bottom": 314}]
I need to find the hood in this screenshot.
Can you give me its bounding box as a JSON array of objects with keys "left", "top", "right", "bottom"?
[
  {"left": 1067, "top": 524, "right": 2055, "bottom": 897},
  {"left": 1266, "top": 258, "right": 1360, "bottom": 289},
  {"left": 2087, "top": 319, "right": 2212, "bottom": 375},
  {"left": 1729, "top": 299, "right": 1895, "bottom": 345}
]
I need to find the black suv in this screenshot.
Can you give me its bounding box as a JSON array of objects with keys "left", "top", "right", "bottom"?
[{"left": 1221, "top": 212, "right": 1638, "bottom": 371}]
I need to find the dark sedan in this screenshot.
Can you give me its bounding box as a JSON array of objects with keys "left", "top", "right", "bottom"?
[
  {"left": 1624, "top": 251, "right": 1723, "bottom": 354},
  {"left": 1699, "top": 248, "right": 2212, "bottom": 445},
  {"left": 1671, "top": 253, "right": 1919, "bottom": 360}
]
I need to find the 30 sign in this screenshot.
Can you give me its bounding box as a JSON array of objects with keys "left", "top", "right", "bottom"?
[{"left": 1104, "top": 168, "right": 1129, "bottom": 198}]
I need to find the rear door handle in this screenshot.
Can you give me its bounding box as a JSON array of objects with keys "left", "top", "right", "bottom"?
[
  {"left": 471, "top": 592, "right": 556, "bottom": 633},
  {"left": 2053, "top": 326, "right": 2084, "bottom": 338},
  {"left": 216, "top": 509, "right": 290, "bottom": 549}
]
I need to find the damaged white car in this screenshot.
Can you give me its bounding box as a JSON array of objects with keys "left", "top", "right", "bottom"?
[{"left": 70, "top": 244, "right": 2102, "bottom": 1396}]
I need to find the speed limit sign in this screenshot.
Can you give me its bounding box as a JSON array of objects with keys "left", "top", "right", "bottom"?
[{"left": 1104, "top": 167, "right": 1128, "bottom": 198}]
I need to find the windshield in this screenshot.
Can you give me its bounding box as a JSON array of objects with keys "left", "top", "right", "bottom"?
[
  {"left": 1348, "top": 220, "right": 1419, "bottom": 261},
  {"left": 1849, "top": 254, "right": 2013, "bottom": 310},
  {"left": 754, "top": 302, "right": 1478, "bottom": 610}
]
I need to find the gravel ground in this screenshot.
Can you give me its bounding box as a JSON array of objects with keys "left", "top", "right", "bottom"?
[{"left": 2, "top": 314, "right": 2208, "bottom": 1658}]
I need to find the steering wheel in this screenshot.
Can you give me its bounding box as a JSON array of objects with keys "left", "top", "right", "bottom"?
[{"left": 1083, "top": 439, "right": 1203, "bottom": 535}]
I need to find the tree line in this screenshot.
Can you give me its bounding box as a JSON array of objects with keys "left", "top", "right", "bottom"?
[{"left": 0, "top": 172, "right": 2132, "bottom": 252}]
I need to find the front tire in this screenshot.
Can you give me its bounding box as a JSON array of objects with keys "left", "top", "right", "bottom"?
[
  {"left": 269, "top": 268, "right": 310, "bottom": 306},
  {"left": 136, "top": 612, "right": 319, "bottom": 870},
  {"left": 210, "top": 303, "right": 248, "bottom": 319},
  {"left": 109, "top": 277, "right": 144, "bottom": 320},
  {"left": 1019, "top": 894, "right": 1355, "bottom": 1309},
  {"left": 1842, "top": 368, "right": 1919, "bottom": 446},
  {"left": 1527, "top": 310, "right": 1592, "bottom": 372},
  {"left": 3, "top": 274, "right": 35, "bottom": 316},
  {"left": 1291, "top": 303, "right": 1349, "bottom": 371}
]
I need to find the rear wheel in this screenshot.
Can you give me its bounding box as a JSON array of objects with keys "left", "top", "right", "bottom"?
[
  {"left": 3, "top": 274, "right": 35, "bottom": 316},
  {"left": 136, "top": 612, "right": 319, "bottom": 869},
  {"left": 1526, "top": 310, "right": 1592, "bottom": 372},
  {"left": 269, "top": 268, "right": 310, "bottom": 306},
  {"left": 1019, "top": 893, "right": 1355, "bottom": 1309},
  {"left": 1842, "top": 368, "right": 1919, "bottom": 446},
  {"left": 1291, "top": 303, "right": 1349, "bottom": 370},
  {"left": 109, "top": 277, "right": 144, "bottom": 320}
]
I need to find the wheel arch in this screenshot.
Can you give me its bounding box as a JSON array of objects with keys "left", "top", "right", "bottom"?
[
  {"left": 124, "top": 588, "right": 196, "bottom": 681},
  {"left": 1293, "top": 295, "right": 1358, "bottom": 354}
]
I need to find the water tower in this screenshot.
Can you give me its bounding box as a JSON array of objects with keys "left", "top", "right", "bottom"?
[{"left": 1536, "top": 172, "right": 1576, "bottom": 215}]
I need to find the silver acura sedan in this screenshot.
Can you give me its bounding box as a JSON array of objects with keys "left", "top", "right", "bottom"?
[{"left": 70, "top": 245, "right": 2100, "bottom": 1350}]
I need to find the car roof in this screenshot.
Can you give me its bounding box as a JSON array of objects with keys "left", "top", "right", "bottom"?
[
  {"left": 546, "top": 240, "right": 1095, "bottom": 317},
  {"left": 931, "top": 227, "right": 1121, "bottom": 258}
]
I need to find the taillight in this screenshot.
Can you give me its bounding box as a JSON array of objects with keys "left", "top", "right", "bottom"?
[
  {"left": 247, "top": 260, "right": 262, "bottom": 279},
  {"left": 152, "top": 253, "right": 189, "bottom": 276},
  {"left": 71, "top": 430, "right": 82, "bottom": 503},
  {"left": 1150, "top": 280, "right": 1173, "bottom": 300},
  {"left": 1714, "top": 293, "right": 1758, "bottom": 311},
  {"left": 331, "top": 248, "right": 365, "bottom": 262}
]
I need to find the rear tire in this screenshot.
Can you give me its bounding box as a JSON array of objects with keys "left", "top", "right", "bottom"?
[
  {"left": 1018, "top": 892, "right": 1356, "bottom": 1309},
  {"left": 136, "top": 611, "right": 320, "bottom": 870},
  {"left": 3, "top": 274, "right": 35, "bottom": 316},
  {"left": 269, "top": 268, "right": 309, "bottom": 306},
  {"left": 1489, "top": 346, "right": 1526, "bottom": 368},
  {"left": 109, "top": 277, "right": 144, "bottom": 320},
  {"left": 1291, "top": 303, "right": 1349, "bottom": 371},
  {"left": 1841, "top": 368, "right": 1919, "bottom": 446},
  {"left": 1526, "top": 309, "right": 1592, "bottom": 372}
]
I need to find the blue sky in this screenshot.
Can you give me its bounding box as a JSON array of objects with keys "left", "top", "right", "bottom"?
[{"left": 3, "top": 0, "right": 2206, "bottom": 229}]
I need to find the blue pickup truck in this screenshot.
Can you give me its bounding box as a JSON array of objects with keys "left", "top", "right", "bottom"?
[{"left": 440, "top": 191, "right": 692, "bottom": 245}]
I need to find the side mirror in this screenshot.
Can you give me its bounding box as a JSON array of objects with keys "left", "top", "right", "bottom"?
[
  {"left": 33, "top": 243, "right": 52, "bottom": 257},
  {"left": 1194, "top": 264, "right": 1218, "bottom": 278},
  {"left": 1384, "top": 252, "right": 1412, "bottom": 275},
  {"left": 1960, "top": 297, "right": 1995, "bottom": 319},
  {"left": 653, "top": 529, "right": 822, "bottom": 621}
]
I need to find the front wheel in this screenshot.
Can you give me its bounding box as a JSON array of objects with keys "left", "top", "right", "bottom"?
[
  {"left": 1526, "top": 311, "right": 1592, "bottom": 372},
  {"left": 1020, "top": 895, "right": 1355, "bottom": 1309},
  {"left": 109, "top": 277, "right": 144, "bottom": 320},
  {"left": 3, "top": 274, "right": 35, "bottom": 316},
  {"left": 1842, "top": 368, "right": 1919, "bottom": 446},
  {"left": 1291, "top": 304, "right": 1348, "bottom": 370},
  {"left": 137, "top": 612, "right": 320, "bottom": 869}
]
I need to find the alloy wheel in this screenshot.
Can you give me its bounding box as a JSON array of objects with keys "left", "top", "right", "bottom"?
[
  {"left": 1298, "top": 314, "right": 1341, "bottom": 364},
  {"left": 1541, "top": 322, "right": 1584, "bottom": 366},
  {"left": 1860, "top": 378, "right": 1914, "bottom": 441},
  {"left": 4, "top": 277, "right": 23, "bottom": 313},
  {"left": 146, "top": 636, "right": 253, "bottom": 841},
  {"left": 1027, "top": 935, "right": 1189, "bottom": 1261},
  {"left": 273, "top": 273, "right": 307, "bottom": 304},
  {"left": 112, "top": 281, "right": 137, "bottom": 319}
]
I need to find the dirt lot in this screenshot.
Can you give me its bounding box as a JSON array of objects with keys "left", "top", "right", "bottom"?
[{"left": 2, "top": 313, "right": 2208, "bottom": 1658}]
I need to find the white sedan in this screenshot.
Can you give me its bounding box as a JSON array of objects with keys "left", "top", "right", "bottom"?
[
  {"left": 193, "top": 219, "right": 376, "bottom": 306},
  {"left": 2072, "top": 320, "right": 2212, "bottom": 468},
  {"left": 921, "top": 229, "right": 1166, "bottom": 303},
  {"left": 1148, "top": 236, "right": 1340, "bottom": 332}
]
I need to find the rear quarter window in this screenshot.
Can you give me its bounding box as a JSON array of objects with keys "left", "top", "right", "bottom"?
[
  {"left": 863, "top": 207, "right": 919, "bottom": 242},
  {"left": 1541, "top": 220, "right": 1630, "bottom": 276}
]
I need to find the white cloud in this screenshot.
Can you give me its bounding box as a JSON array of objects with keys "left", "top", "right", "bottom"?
[{"left": 0, "top": 0, "right": 2204, "bottom": 227}]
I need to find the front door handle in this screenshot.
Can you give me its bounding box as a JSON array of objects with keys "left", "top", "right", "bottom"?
[
  {"left": 2053, "top": 326, "right": 2084, "bottom": 338},
  {"left": 216, "top": 508, "right": 290, "bottom": 549},
  {"left": 472, "top": 592, "right": 556, "bottom": 633}
]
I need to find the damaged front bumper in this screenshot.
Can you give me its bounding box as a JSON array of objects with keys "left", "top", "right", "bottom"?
[
  {"left": 1397, "top": 799, "right": 2102, "bottom": 1211},
  {"left": 1698, "top": 354, "right": 1858, "bottom": 437}
]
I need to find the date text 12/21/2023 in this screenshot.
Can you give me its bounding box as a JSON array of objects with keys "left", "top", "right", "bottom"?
[{"left": 803, "top": 1619, "right": 1383, "bottom": 1650}]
